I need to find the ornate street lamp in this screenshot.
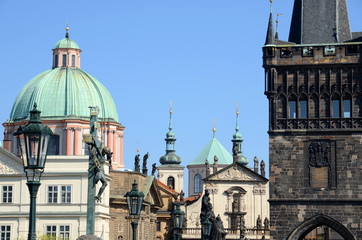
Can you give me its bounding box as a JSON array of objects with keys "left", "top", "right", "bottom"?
[
  {"left": 171, "top": 202, "right": 185, "bottom": 240},
  {"left": 14, "top": 104, "right": 53, "bottom": 240},
  {"left": 201, "top": 217, "right": 212, "bottom": 240},
  {"left": 125, "top": 180, "right": 144, "bottom": 240}
]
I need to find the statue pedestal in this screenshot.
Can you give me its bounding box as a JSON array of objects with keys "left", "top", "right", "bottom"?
[{"left": 77, "top": 235, "right": 101, "bottom": 240}]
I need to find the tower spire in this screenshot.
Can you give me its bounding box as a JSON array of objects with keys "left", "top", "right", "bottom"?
[
  {"left": 265, "top": 0, "right": 275, "bottom": 45},
  {"left": 288, "top": 0, "right": 352, "bottom": 44},
  {"left": 159, "top": 104, "right": 181, "bottom": 165},
  {"left": 231, "top": 107, "right": 248, "bottom": 165}
]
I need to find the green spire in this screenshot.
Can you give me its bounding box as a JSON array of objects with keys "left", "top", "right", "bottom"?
[
  {"left": 231, "top": 108, "right": 248, "bottom": 165},
  {"left": 160, "top": 106, "right": 181, "bottom": 165}
]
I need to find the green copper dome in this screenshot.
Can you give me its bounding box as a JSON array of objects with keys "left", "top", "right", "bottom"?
[
  {"left": 189, "top": 137, "right": 233, "bottom": 165},
  {"left": 54, "top": 38, "right": 80, "bottom": 49},
  {"left": 10, "top": 67, "right": 119, "bottom": 122}
]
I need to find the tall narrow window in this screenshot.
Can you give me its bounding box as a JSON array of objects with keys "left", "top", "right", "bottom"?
[
  {"left": 300, "top": 100, "right": 307, "bottom": 118},
  {"left": 194, "top": 174, "right": 202, "bottom": 193},
  {"left": 343, "top": 99, "right": 351, "bottom": 118},
  {"left": 62, "top": 54, "right": 67, "bottom": 67},
  {"left": 48, "top": 186, "right": 58, "bottom": 203},
  {"left": 2, "top": 186, "right": 12, "bottom": 203},
  {"left": 48, "top": 135, "right": 60, "bottom": 155},
  {"left": 167, "top": 177, "right": 175, "bottom": 190},
  {"left": 71, "top": 55, "right": 76, "bottom": 67},
  {"left": 61, "top": 186, "right": 72, "bottom": 203},
  {"left": 0, "top": 225, "right": 11, "bottom": 240},
  {"left": 289, "top": 101, "right": 297, "bottom": 118},
  {"left": 332, "top": 100, "right": 340, "bottom": 118},
  {"left": 54, "top": 55, "right": 59, "bottom": 67}
]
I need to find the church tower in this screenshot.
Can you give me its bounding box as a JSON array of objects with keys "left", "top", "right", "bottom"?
[
  {"left": 158, "top": 107, "right": 184, "bottom": 193},
  {"left": 263, "top": 0, "right": 362, "bottom": 239}
]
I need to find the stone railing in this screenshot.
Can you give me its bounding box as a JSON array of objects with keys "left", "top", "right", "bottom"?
[{"left": 181, "top": 228, "right": 270, "bottom": 240}]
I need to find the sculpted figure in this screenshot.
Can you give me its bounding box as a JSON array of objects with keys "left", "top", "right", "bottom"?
[
  {"left": 134, "top": 154, "right": 140, "bottom": 172},
  {"left": 151, "top": 163, "right": 157, "bottom": 176}
]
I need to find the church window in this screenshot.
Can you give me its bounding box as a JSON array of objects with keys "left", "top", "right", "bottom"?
[
  {"left": 62, "top": 54, "right": 67, "bottom": 66},
  {"left": 2, "top": 186, "right": 12, "bottom": 203},
  {"left": 54, "top": 55, "right": 59, "bottom": 67},
  {"left": 194, "top": 174, "right": 202, "bottom": 193},
  {"left": 71, "top": 55, "right": 75, "bottom": 67},
  {"left": 167, "top": 177, "right": 175, "bottom": 190},
  {"left": 332, "top": 100, "right": 340, "bottom": 118},
  {"left": 300, "top": 100, "right": 307, "bottom": 118},
  {"left": 0, "top": 225, "right": 11, "bottom": 240},
  {"left": 288, "top": 101, "right": 296, "bottom": 118},
  {"left": 343, "top": 99, "right": 351, "bottom": 118},
  {"left": 48, "top": 135, "right": 60, "bottom": 155}
]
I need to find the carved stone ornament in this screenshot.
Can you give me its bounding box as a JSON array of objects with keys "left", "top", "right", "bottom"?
[
  {"left": 0, "top": 156, "right": 23, "bottom": 174},
  {"left": 253, "top": 186, "right": 266, "bottom": 195},
  {"left": 210, "top": 165, "right": 258, "bottom": 181}
]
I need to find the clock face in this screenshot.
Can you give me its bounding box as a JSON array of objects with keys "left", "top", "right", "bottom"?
[{"left": 324, "top": 46, "right": 336, "bottom": 56}]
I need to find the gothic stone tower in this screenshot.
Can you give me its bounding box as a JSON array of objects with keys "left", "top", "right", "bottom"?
[{"left": 263, "top": 0, "right": 362, "bottom": 239}]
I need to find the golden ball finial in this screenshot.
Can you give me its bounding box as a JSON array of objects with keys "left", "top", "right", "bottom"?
[
  {"left": 136, "top": 148, "right": 140, "bottom": 153},
  {"left": 212, "top": 127, "right": 216, "bottom": 133},
  {"left": 66, "top": 26, "right": 69, "bottom": 31}
]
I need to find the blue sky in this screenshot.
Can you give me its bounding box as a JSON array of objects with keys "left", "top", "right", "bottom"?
[{"left": 1, "top": 1, "right": 361, "bottom": 194}]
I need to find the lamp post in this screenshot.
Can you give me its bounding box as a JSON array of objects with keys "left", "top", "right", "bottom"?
[
  {"left": 201, "top": 218, "right": 212, "bottom": 240},
  {"left": 14, "top": 103, "right": 53, "bottom": 240},
  {"left": 125, "top": 180, "right": 144, "bottom": 240},
  {"left": 171, "top": 202, "right": 185, "bottom": 240}
]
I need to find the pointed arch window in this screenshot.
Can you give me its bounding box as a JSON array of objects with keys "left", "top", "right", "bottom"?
[
  {"left": 332, "top": 99, "right": 340, "bottom": 118},
  {"left": 194, "top": 174, "right": 202, "bottom": 193},
  {"left": 343, "top": 99, "right": 351, "bottom": 118},
  {"left": 300, "top": 99, "right": 308, "bottom": 119},
  {"left": 167, "top": 176, "right": 175, "bottom": 190},
  {"left": 289, "top": 100, "right": 297, "bottom": 119}
]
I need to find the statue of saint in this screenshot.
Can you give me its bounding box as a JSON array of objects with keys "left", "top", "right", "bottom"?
[
  {"left": 151, "top": 163, "right": 157, "bottom": 176},
  {"left": 134, "top": 154, "right": 140, "bottom": 172}
]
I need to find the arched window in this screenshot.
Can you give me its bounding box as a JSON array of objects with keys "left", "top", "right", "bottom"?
[
  {"left": 309, "top": 94, "right": 319, "bottom": 118},
  {"left": 71, "top": 55, "right": 76, "bottom": 67},
  {"left": 332, "top": 96, "right": 340, "bottom": 118},
  {"left": 167, "top": 176, "right": 175, "bottom": 190},
  {"left": 320, "top": 95, "right": 330, "bottom": 118},
  {"left": 288, "top": 96, "right": 297, "bottom": 119},
  {"left": 48, "top": 135, "right": 60, "bottom": 155},
  {"left": 62, "top": 54, "right": 67, "bottom": 67},
  {"left": 54, "top": 55, "right": 59, "bottom": 67},
  {"left": 342, "top": 95, "right": 352, "bottom": 118},
  {"left": 194, "top": 174, "right": 202, "bottom": 193}
]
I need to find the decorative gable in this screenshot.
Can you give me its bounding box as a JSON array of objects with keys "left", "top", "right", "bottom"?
[
  {"left": 0, "top": 148, "right": 23, "bottom": 175},
  {"left": 206, "top": 163, "right": 267, "bottom": 182}
]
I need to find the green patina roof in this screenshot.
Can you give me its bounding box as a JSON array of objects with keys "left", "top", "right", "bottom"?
[
  {"left": 10, "top": 67, "right": 119, "bottom": 122},
  {"left": 189, "top": 137, "right": 233, "bottom": 165},
  {"left": 54, "top": 38, "right": 80, "bottom": 49}
]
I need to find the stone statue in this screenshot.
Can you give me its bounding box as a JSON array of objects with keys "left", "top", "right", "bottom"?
[
  {"left": 179, "top": 190, "right": 185, "bottom": 203},
  {"left": 151, "top": 163, "right": 157, "bottom": 176},
  {"left": 205, "top": 159, "right": 211, "bottom": 176},
  {"left": 256, "top": 215, "right": 262, "bottom": 229},
  {"left": 264, "top": 217, "right": 270, "bottom": 229},
  {"left": 213, "top": 155, "right": 218, "bottom": 173},
  {"left": 134, "top": 154, "right": 140, "bottom": 172},
  {"left": 142, "top": 152, "right": 149, "bottom": 175},
  {"left": 200, "top": 189, "right": 214, "bottom": 223},
  {"left": 254, "top": 156, "right": 259, "bottom": 173},
  {"left": 210, "top": 215, "right": 226, "bottom": 240},
  {"left": 260, "top": 160, "right": 265, "bottom": 177},
  {"left": 239, "top": 217, "right": 247, "bottom": 240}
]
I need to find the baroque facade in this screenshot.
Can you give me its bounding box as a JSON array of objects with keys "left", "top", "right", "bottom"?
[{"left": 263, "top": 0, "right": 362, "bottom": 239}]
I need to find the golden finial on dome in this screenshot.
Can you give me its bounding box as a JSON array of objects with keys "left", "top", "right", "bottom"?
[
  {"left": 236, "top": 104, "right": 239, "bottom": 116},
  {"left": 66, "top": 26, "right": 69, "bottom": 31},
  {"left": 65, "top": 25, "right": 69, "bottom": 38},
  {"left": 212, "top": 127, "right": 216, "bottom": 133}
]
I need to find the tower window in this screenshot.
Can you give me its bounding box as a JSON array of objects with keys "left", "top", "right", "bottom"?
[
  {"left": 71, "top": 55, "right": 76, "bottom": 67},
  {"left": 167, "top": 176, "right": 175, "bottom": 190},
  {"left": 194, "top": 174, "right": 202, "bottom": 193},
  {"left": 54, "top": 55, "right": 59, "bottom": 67},
  {"left": 343, "top": 99, "right": 351, "bottom": 118},
  {"left": 48, "top": 135, "right": 60, "bottom": 155},
  {"left": 62, "top": 54, "right": 67, "bottom": 67},
  {"left": 332, "top": 100, "right": 340, "bottom": 118},
  {"left": 300, "top": 100, "right": 307, "bottom": 118},
  {"left": 289, "top": 101, "right": 297, "bottom": 118}
]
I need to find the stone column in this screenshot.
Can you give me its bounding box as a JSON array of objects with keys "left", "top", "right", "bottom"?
[
  {"left": 66, "top": 128, "right": 72, "bottom": 155},
  {"left": 74, "top": 128, "right": 80, "bottom": 155}
]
